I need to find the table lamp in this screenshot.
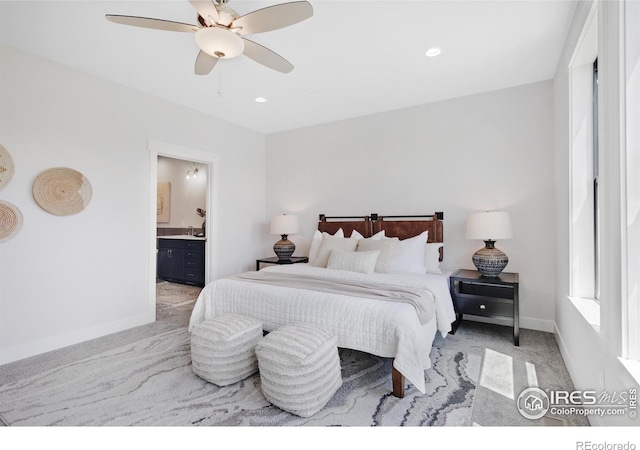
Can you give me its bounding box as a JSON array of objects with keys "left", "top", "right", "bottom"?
[
  {"left": 270, "top": 214, "right": 299, "bottom": 260},
  {"left": 466, "top": 211, "right": 513, "bottom": 277}
]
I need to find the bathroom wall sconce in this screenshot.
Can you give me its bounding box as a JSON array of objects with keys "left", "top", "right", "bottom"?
[{"left": 186, "top": 168, "right": 199, "bottom": 180}]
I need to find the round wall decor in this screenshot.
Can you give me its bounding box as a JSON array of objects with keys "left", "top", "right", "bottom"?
[
  {"left": 32, "top": 167, "right": 92, "bottom": 216},
  {"left": 0, "top": 144, "right": 15, "bottom": 190},
  {"left": 0, "top": 200, "right": 23, "bottom": 243}
]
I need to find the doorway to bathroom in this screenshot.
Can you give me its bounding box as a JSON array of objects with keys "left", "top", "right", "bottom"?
[
  {"left": 156, "top": 156, "right": 207, "bottom": 240},
  {"left": 148, "top": 139, "right": 220, "bottom": 323},
  {"left": 155, "top": 156, "right": 207, "bottom": 321}
]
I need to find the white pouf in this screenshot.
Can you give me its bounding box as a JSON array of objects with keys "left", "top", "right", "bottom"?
[
  {"left": 256, "top": 324, "right": 342, "bottom": 417},
  {"left": 190, "top": 314, "right": 263, "bottom": 386}
]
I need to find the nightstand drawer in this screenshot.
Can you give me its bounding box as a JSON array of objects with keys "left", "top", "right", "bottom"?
[
  {"left": 458, "top": 282, "right": 515, "bottom": 300},
  {"left": 455, "top": 294, "right": 513, "bottom": 317}
]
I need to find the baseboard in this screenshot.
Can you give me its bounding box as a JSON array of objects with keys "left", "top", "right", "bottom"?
[
  {"left": 553, "top": 320, "right": 574, "bottom": 378},
  {"left": 0, "top": 312, "right": 154, "bottom": 366},
  {"left": 553, "top": 322, "right": 596, "bottom": 425},
  {"left": 521, "top": 316, "right": 555, "bottom": 332}
]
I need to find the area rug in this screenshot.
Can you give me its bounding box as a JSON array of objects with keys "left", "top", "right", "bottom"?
[
  {"left": 156, "top": 282, "right": 202, "bottom": 306},
  {"left": 0, "top": 328, "right": 480, "bottom": 426}
]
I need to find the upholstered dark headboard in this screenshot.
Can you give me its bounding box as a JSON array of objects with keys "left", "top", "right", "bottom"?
[
  {"left": 318, "top": 214, "right": 373, "bottom": 238},
  {"left": 374, "top": 213, "right": 443, "bottom": 261},
  {"left": 318, "top": 213, "right": 444, "bottom": 261}
]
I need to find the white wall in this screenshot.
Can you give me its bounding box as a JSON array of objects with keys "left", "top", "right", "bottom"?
[
  {"left": 157, "top": 156, "right": 207, "bottom": 231},
  {"left": 0, "top": 44, "right": 266, "bottom": 364},
  {"left": 266, "top": 80, "right": 556, "bottom": 332},
  {"left": 553, "top": 0, "right": 637, "bottom": 426}
]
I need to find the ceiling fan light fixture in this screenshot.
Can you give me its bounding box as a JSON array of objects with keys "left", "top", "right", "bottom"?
[
  {"left": 108, "top": 0, "right": 314, "bottom": 74},
  {"left": 195, "top": 27, "right": 244, "bottom": 59}
]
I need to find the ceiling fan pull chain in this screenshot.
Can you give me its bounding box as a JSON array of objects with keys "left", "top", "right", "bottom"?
[{"left": 218, "top": 65, "right": 223, "bottom": 97}]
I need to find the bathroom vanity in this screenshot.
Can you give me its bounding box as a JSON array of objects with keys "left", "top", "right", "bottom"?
[{"left": 157, "top": 236, "right": 205, "bottom": 287}]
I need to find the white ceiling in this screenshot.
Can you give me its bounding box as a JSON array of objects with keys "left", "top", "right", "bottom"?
[{"left": 0, "top": 0, "right": 577, "bottom": 134}]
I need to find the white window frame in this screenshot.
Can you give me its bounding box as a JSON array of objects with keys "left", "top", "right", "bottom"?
[
  {"left": 568, "top": 4, "right": 599, "bottom": 306},
  {"left": 622, "top": 0, "right": 640, "bottom": 361}
]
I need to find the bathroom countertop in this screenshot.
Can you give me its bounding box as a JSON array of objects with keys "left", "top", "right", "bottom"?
[{"left": 157, "top": 235, "right": 206, "bottom": 240}]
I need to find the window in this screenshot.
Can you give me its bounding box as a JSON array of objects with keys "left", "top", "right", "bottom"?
[
  {"left": 624, "top": 0, "right": 640, "bottom": 361},
  {"left": 569, "top": 7, "right": 598, "bottom": 303},
  {"left": 593, "top": 58, "right": 600, "bottom": 300}
]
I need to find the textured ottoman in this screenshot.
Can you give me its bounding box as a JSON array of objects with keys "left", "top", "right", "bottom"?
[
  {"left": 256, "top": 324, "right": 342, "bottom": 417},
  {"left": 190, "top": 314, "right": 263, "bottom": 386}
]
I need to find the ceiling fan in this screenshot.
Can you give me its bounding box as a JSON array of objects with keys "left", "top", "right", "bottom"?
[{"left": 106, "top": 0, "right": 313, "bottom": 75}]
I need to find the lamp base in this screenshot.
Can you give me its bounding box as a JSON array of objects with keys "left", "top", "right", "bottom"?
[
  {"left": 273, "top": 234, "right": 295, "bottom": 260},
  {"left": 472, "top": 240, "right": 508, "bottom": 277}
]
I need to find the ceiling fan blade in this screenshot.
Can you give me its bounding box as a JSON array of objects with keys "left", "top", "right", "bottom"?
[
  {"left": 232, "top": 1, "right": 313, "bottom": 35},
  {"left": 194, "top": 50, "right": 218, "bottom": 75},
  {"left": 188, "top": 0, "right": 220, "bottom": 26},
  {"left": 105, "top": 15, "right": 198, "bottom": 33},
  {"left": 242, "top": 38, "right": 293, "bottom": 74}
]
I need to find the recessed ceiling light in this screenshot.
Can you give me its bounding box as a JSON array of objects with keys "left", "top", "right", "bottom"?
[
  {"left": 425, "top": 48, "right": 442, "bottom": 57},
  {"left": 255, "top": 97, "right": 267, "bottom": 103}
]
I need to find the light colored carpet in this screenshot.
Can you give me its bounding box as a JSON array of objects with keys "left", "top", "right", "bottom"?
[
  {"left": 437, "top": 321, "right": 591, "bottom": 427},
  {"left": 0, "top": 328, "right": 480, "bottom": 426},
  {"left": 0, "top": 287, "right": 588, "bottom": 428}
]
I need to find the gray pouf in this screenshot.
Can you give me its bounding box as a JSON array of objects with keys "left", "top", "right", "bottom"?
[
  {"left": 256, "top": 323, "right": 342, "bottom": 417},
  {"left": 190, "top": 314, "right": 263, "bottom": 386}
]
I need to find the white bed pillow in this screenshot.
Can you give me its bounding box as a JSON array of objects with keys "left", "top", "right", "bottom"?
[
  {"left": 350, "top": 230, "right": 384, "bottom": 240},
  {"left": 310, "top": 233, "right": 358, "bottom": 267},
  {"left": 350, "top": 230, "right": 364, "bottom": 240},
  {"left": 308, "top": 228, "right": 344, "bottom": 264},
  {"left": 356, "top": 237, "right": 399, "bottom": 273},
  {"left": 327, "top": 249, "right": 380, "bottom": 274},
  {"left": 425, "top": 243, "right": 443, "bottom": 274},
  {"left": 371, "top": 230, "right": 385, "bottom": 240},
  {"left": 389, "top": 231, "right": 428, "bottom": 274}
]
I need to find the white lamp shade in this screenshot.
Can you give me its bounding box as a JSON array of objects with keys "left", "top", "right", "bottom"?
[
  {"left": 270, "top": 214, "right": 299, "bottom": 235},
  {"left": 195, "top": 27, "right": 245, "bottom": 59},
  {"left": 466, "top": 211, "right": 513, "bottom": 240}
]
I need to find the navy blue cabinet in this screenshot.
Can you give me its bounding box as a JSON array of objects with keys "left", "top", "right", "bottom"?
[{"left": 157, "top": 238, "right": 205, "bottom": 287}]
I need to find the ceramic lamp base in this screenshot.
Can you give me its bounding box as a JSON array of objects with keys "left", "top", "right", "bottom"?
[
  {"left": 472, "top": 240, "right": 508, "bottom": 277},
  {"left": 273, "top": 234, "right": 295, "bottom": 260}
]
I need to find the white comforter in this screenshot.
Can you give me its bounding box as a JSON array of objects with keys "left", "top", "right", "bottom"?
[{"left": 189, "top": 264, "right": 456, "bottom": 394}]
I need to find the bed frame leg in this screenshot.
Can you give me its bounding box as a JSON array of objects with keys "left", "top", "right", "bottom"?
[{"left": 391, "top": 364, "right": 405, "bottom": 398}]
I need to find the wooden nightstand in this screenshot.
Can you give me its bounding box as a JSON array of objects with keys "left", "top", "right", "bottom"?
[
  {"left": 256, "top": 256, "right": 309, "bottom": 271},
  {"left": 449, "top": 269, "right": 520, "bottom": 346}
]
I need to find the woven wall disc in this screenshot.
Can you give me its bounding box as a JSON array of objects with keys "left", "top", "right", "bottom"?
[
  {"left": 32, "top": 167, "right": 92, "bottom": 216},
  {"left": 0, "top": 144, "right": 15, "bottom": 190},
  {"left": 0, "top": 200, "right": 23, "bottom": 243}
]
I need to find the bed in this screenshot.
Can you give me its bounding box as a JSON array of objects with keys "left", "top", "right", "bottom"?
[{"left": 189, "top": 213, "right": 456, "bottom": 398}]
